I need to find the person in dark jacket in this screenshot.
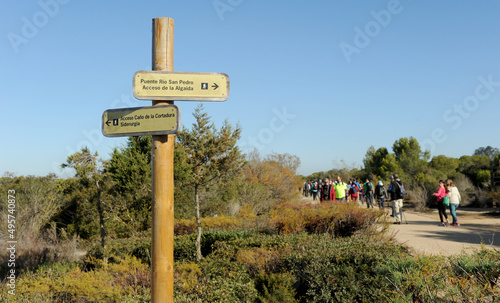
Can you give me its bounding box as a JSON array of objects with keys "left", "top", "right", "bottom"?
[
  {"left": 390, "top": 174, "right": 404, "bottom": 224},
  {"left": 320, "top": 178, "right": 332, "bottom": 202}
]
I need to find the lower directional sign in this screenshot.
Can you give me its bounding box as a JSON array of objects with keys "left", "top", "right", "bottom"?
[{"left": 102, "top": 105, "right": 180, "bottom": 137}]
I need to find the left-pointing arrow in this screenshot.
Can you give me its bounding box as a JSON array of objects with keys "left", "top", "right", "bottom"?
[{"left": 106, "top": 120, "right": 111, "bottom": 126}]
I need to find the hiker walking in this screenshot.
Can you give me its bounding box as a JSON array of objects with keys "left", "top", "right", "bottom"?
[
  {"left": 364, "top": 179, "right": 375, "bottom": 208},
  {"left": 390, "top": 174, "right": 405, "bottom": 224},
  {"left": 388, "top": 176, "right": 395, "bottom": 216},
  {"left": 320, "top": 178, "right": 332, "bottom": 202},
  {"left": 375, "top": 181, "right": 388, "bottom": 209},
  {"left": 433, "top": 180, "right": 450, "bottom": 227},
  {"left": 353, "top": 178, "right": 361, "bottom": 203},
  {"left": 446, "top": 179, "right": 462, "bottom": 226},
  {"left": 349, "top": 180, "right": 360, "bottom": 203},
  {"left": 334, "top": 176, "right": 347, "bottom": 201},
  {"left": 311, "top": 181, "right": 319, "bottom": 201}
]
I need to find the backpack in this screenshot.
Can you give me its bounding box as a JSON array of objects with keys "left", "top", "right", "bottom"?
[
  {"left": 366, "top": 183, "right": 373, "bottom": 196},
  {"left": 443, "top": 195, "right": 450, "bottom": 206},
  {"left": 350, "top": 184, "right": 358, "bottom": 194},
  {"left": 394, "top": 181, "right": 406, "bottom": 198}
]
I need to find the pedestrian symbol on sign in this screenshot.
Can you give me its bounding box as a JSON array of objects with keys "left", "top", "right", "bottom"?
[{"left": 201, "top": 83, "right": 208, "bottom": 90}]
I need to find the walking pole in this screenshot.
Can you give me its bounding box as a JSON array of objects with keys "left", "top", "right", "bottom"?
[{"left": 401, "top": 206, "right": 408, "bottom": 224}]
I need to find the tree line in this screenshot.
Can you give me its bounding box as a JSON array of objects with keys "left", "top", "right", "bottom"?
[
  {"left": 0, "top": 104, "right": 303, "bottom": 266},
  {"left": 303, "top": 137, "right": 500, "bottom": 209}
]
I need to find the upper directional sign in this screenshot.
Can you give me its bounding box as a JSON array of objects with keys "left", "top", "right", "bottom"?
[
  {"left": 133, "top": 71, "right": 229, "bottom": 101},
  {"left": 102, "top": 105, "right": 180, "bottom": 137}
]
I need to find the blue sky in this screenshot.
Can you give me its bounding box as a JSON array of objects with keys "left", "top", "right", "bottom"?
[{"left": 1, "top": 0, "right": 499, "bottom": 178}]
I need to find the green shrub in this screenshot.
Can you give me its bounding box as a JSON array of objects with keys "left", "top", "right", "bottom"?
[
  {"left": 175, "top": 252, "right": 258, "bottom": 302},
  {"left": 277, "top": 234, "right": 406, "bottom": 302},
  {"left": 86, "top": 234, "right": 151, "bottom": 265},
  {"left": 381, "top": 247, "right": 500, "bottom": 302},
  {"left": 0, "top": 256, "right": 151, "bottom": 302},
  {"left": 447, "top": 247, "right": 500, "bottom": 301},
  {"left": 254, "top": 270, "right": 297, "bottom": 303}
]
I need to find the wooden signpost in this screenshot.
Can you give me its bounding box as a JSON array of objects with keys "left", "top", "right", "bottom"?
[
  {"left": 102, "top": 17, "right": 229, "bottom": 302},
  {"left": 150, "top": 17, "right": 175, "bottom": 303}
]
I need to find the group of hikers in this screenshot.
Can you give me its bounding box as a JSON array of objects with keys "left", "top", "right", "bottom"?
[
  {"left": 302, "top": 174, "right": 406, "bottom": 224},
  {"left": 432, "top": 178, "right": 462, "bottom": 226},
  {"left": 303, "top": 174, "right": 462, "bottom": 226}
]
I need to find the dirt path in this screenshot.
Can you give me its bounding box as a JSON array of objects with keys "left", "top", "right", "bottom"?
[
  {"left": 301, "top": 195, "right": 500, "bottom": 256},
  {"left": 388, "top": 208, "right": 500, "bottom": 256}
]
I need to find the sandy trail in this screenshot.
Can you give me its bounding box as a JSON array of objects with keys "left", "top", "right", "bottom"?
[{"left": 301, "top": 195, "right": 500, "bottom": 256}]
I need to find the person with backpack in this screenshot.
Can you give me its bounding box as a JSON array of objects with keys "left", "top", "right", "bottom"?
[
  {"left": 433, "top": 180, "right": 450, "bottom": 227},
  {"left": 364, "top": 179, "right": 375, "bottom": 208},
  {"left": 349, "top": 179, "right": 360, "bottom": 202},
  {"left": 390, "top": 174, "right": 405, "bottom": 224},
  {"left": 375, "top": 180, "right": 388, "bottom": 209},
  {"left": 311, "top": 181, "right": 319, "bottom": 201},
  {"left": 352, "top": 178, "right": 361, "bottom": 203}
]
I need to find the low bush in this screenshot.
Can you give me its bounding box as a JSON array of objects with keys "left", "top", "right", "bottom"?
[
  {"left": 0, "top": 224, "right": 79, "bottom": 279},
  {"left": 270, "top": 201, "right": 387, "bottom": 237},
  {"left": 175, "top": 252, "right": 258, "bottom": 302},
  {"left": 86, "top": 233, "right": 151, "bottom": 265},
  {"left": 0, "top": 256, "right": 150, "bottom": 302},
  {"left": 174, "top": 216, "right": 242, "bottom": 236},
  {"left": 254, "top": 270, "right": 297, "bottom": 303},
  {"left": 382, "top": 247, "right": 500, "bottom": 302},
  {"left": 3, "top": 203, "right": 499, "bottom": 302},
  {"left": 278, "top": 234, "right": 407, "bottom": 302}
]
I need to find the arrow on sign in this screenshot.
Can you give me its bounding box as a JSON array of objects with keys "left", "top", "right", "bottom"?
[
  {"left": 106, "top": 120, "right": 111, "bottom": 126},
  {"left": 212, "top": 83, "right": 219, "bottom": 90}
]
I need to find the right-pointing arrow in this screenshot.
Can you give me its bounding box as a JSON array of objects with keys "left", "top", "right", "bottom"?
[{"left": 212, "top": 83, "right": 219, "bottom": 90}]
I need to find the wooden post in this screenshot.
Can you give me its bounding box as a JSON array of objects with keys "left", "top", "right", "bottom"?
[{"left": 151, "top": 17, "right": 175, "bottom": 303}]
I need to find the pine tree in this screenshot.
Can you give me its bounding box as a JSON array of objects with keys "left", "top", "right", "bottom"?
[
  {"left": 61, "top": 147, "right": 108, "bottom": 260},
  {"left": 176, "top": 104, "right": 244, "bottom": 261}
]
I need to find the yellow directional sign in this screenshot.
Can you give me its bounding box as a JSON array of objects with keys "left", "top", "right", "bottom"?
[
  {"left": 102, "top": 105, "right": 180, "bottom": 137},
  {"left": 133, "top": 71, "right": 229, "bottom": 101}
]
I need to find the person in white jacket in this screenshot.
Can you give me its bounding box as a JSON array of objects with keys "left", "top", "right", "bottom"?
[{"left": 446, "top": 179, "right": 462, "bottom": 226}]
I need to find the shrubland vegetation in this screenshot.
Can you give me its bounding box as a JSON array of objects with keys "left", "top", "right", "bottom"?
[{"left": 1, "top": 105, "right": 499, "bottom": 302}]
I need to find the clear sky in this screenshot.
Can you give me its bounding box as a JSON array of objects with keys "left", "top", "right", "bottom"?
[{"left": 1, "top": 0, "right": 499, "bottom": 178}]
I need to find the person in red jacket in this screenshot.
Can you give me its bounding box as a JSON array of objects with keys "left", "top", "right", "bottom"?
[
  {"left": 433, "top": 180, "right": 450, "bottom": 226},
  {"left": 349, "top": 180, "right": 360, "bottom": 203}
]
